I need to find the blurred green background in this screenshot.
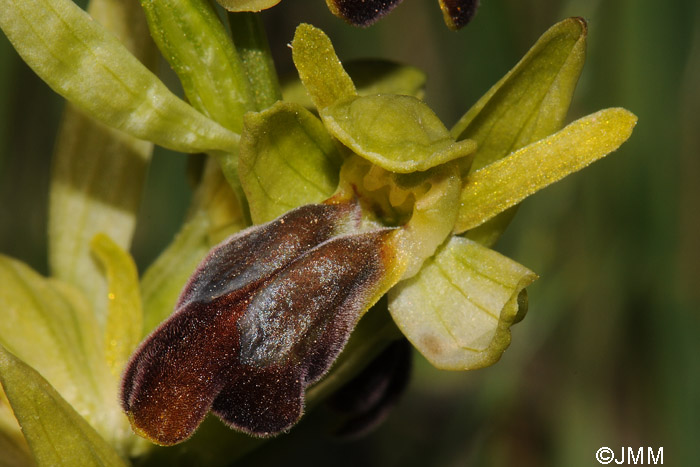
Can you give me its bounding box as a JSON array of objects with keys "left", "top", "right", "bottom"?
[{"left": 1, "top": 0, "right": 698, "bottom": 465}]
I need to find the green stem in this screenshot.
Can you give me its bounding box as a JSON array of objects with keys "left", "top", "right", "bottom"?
[{"left": 228, "top": 11, "right": 282, "bottom": 110}]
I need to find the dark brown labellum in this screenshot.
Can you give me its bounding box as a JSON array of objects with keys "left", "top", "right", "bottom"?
[{"left": 121, "top": 202, "right": 403, "bottom": 445}]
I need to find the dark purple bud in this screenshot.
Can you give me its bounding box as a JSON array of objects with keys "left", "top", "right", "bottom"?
[
  {"left": 439, "top": 0, "right": 480, "bottom": 30},
  {"left": 326, "top": 0, "right": 405, "bottom": 28},
  {"left": 327, "top": 338, "right": 412, "bottom": 438},
  {"left": 121, "top": 202, "right": 405, "bottom": 445}
]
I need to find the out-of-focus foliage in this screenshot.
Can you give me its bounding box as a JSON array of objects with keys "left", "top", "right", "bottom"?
[{"left": 1, "top": 0, "right": 698, "bottom": 466}]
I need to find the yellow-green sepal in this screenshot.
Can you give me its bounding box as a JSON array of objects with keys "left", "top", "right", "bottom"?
[
  {"left": 452, "top": 17, "right": 588, "bottom": 245},
  {"left": 454, "top": 108, "right": 638, "bottom": 234}
]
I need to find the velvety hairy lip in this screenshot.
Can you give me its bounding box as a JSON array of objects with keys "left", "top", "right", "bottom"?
[{"left": 121, "top": 202, "right": 404, "bottom": 445}]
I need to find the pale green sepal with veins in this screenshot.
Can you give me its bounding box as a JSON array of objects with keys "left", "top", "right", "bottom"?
[
  {"left": 0, "top": 0, "right": 239, "bottom": 153},
  {"left": 388, "top": 236, "right": 537, "bottom": 370},
  {"left": 91, "top": 234, "right": 143, "bottom": 378},
  {"left": 239, "top": 101, "right": 343, "bottom": 224},
  {"left": 0, "top": 344, "right": 128, "bottom": 467},
  {"left": 454, "top": 108, "right": 637, "bottom": 234},
  {"left": 322, "top": 94, "right": 476, "bottom": 173}
]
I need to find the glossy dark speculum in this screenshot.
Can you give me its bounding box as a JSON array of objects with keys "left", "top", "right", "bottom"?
[{"left": 121, "top": 202, "right": 403, "bottom": 445}]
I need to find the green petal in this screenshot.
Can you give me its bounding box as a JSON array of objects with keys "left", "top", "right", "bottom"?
[
  {"left": 454, "top": 108, "right": 637, "bottom": 233},
  {"left": 291, "top": 23, "right": 356, "bottom": 110},
  {"left": 0, "top": 345, "right": 127, "bottom": 467},
  {"left": 216, "top": 0, "right": 281, "bottom": 11},
  {"left": 0, "top": 0, "right": 239, "bottom": 153},
  {"left": 322, "top": 95, "right": 476, "bottom": 173},
  {"left": 140, "top": 0, "right": 253, "bottom": 133},
  {"left": 388, "top": 236, "right": 537, "bottom": 370},
  {"left": 451, "top": 17, "right": 588, "bottom": 245},
  {"left": 91, "top": 234, "right": 143, "bottom": 377},
  {"left": 282, "top": 59, "right": 427, "bottom": 108},
  {"left": 239, "top": 102, "right": 343, "bottom": 224},
  {"left": 452, "top": 17, "right": 587, "bottom": 171}
]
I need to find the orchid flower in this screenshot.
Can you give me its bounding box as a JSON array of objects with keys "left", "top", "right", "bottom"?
[{"left": 0, "top": 0, "right": 635, "bottom": 464}]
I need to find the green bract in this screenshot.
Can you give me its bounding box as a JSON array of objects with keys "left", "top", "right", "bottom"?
[
  {"left": 0, "top": 2, "right": 636, "bottom": 464},
  {"left": 0, "top": 0, "right": 239, "bottom": 154}
]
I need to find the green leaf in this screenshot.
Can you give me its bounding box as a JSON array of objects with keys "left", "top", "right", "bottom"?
[
  {"left": 291, "top": 23, "right": 356, "bottom": 110},
  {"left": 454, "top": 108, "right": 638, "bottom": 234},
  {"left": 140, "top": 0, "right": 254, "bottom": 133},
  {"left": 452, "top": 17, "right": 588, "bottom": 171},
  {"left": 282, "top": 59, "right": 427, "bottom": 108},
  {"left": 0, "top": 0, "right": 239, "bottom": 153},
  {"left": 239, "top": 102, "right": 343, "bottom": 224},
  {"left": 91, "top": 234, "right": 143, "bottom": 377},
  {"left": 216, "top": 0, "right": 281, "bottom": 11},
  {"left": 48, "top": 0, "right": 156, "bottom": 330},
  {"left": 0, "top": 345, "right": 128, "bottom": 467},
  {"left": 322, "top": 95, "right": 476, "bottom": 173},
  {"left": 388, "top": 236, "right": 537, "bottom": 370}
]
